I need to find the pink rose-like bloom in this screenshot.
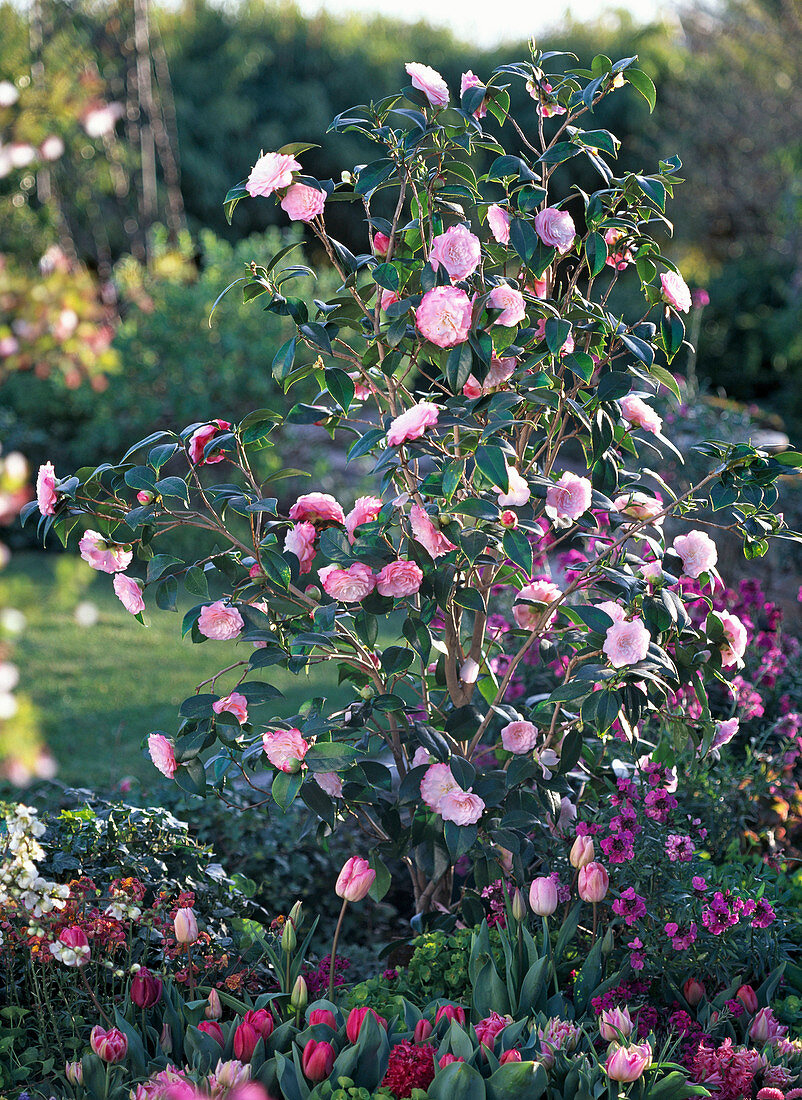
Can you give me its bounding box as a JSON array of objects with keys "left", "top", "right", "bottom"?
[
  {"left": 599, "top": 1007, "right": 634, "bottom": 1041},
  {"left": 487, "top": 204, "right": 510, "bottom": 245},
  {"left": 430, "top": 224, "right": 481, "bottom": 282},
  {"left": 198, "top": 601, "right": 244, "bottom": 640},
  {"left": 189, "top": 419, "right": 233, "bottom": 465},
  {"left": 415, "top": 286, "right": 472, "bottom": 347},
  {"left": 376, "top": 560, "right": 423, "bottom": 598},
  {"left": 345, "top": 496, "right": 383, "bottom": 542},
  {"left": 420, "top": 762, "right": 458, "bottom": 811},
  {"left": 90, "top": 1025, "right": 128, "bottom": 1064},
  {"left": 578, "top": 862, "right": 609, "bottom": 902},
  {"left": 439, "top": 787, "right": 485, "bottom": 825},
  {"left": 36, "top": 461, "right": 58, "bottom": 515},
  {"left": 410, "top": 504, "right": 456, "bottom": 559},
  {"left": 405, "top": 62, "right": 449, "bottom": 108},
  {"left": 673, "top": 530, "right": 718, "bottom": 578},
  {"left": 319, "top": 562, "right": 376, "bottom": 602},
  {"left": 213, "top": 692, "right": 249, "bottom": 723},
  {"left": 660, "top": 270, "right": 692, "bottom": 313},
  {"left": 387, "top": 401, "right": 440, "bottom": 446},
  {"left": 79, "top": 530, "right": 133, "bottom": 574},
  {"left": 289, "top": 492, "right": 345, "bottom": 527},
  {"left": 460, "top": 70, "right": 487, "bottom": 117},
  {"left": 336, "top": 856, "right": 376, "bottom": 902},
  {"left": 487, "top": 283, "right": 526, "bottom": 327},
  {"left": 529, "top": 876, "right": 558, "bottom": 916},
  {"left": 546, "top": 472, "right": 592, "bottom": 521},
  {"left": 373, "top": 232, "right": 391, "bottom": 256},
  {"left": 533, "top": 317, "right": 574, "bottom": 356},
  {"left": 113, "top": 574, "right": 145, "bottom": 615},
  {"left": 496, "top": 465, "right": 530, "bottom": 508},
  {"left": 513, "top": 579, "right": 562, "bottom": 630},
  {"left": 475, "top": 1012, "right": 509, "bottom": 1049},
  {"left": 315, "top": 772, "right": 343, "bottom": 798},
  {"left": 614, "top": 492, "right": 663, "bottom": 523},
  {"left": 718, "top": 611, "right": 747, "bottom": 667},
  {"left": 463, "top": 375, "right": 483, "bottom": 399},
  {"left": 262, "top": 727, "right": 310, "bottom": 772},
  {"left": 380, "top": 289, "right": 399, "bottom": 311},
  {"left": 148, "top": 733, "right": 177, "bottom": 778},
  {"left": 606, "top": 1041, "right": 652, "bottom": 1082},
  {"left": 501, "top": 720, "right": 538, "bottom": 754},
  {"left": 246, "top": 151, "right": 301, "bottom": 198},
  {"left": 619, "top": 395, "right": 662, "bottom": 434},
  {"left": 595, "top": 601, "right": 626, "bottom": 624},
  {"left": 603, "top": 618, "right": 651, "bottom": 668},
  {"left": 280, "top": 183, "right": 326, "bottom": 222},
  {"left": 534, "top": 207, "right": 576, "bottom": 254},
  {"left": 604, "top": 228, "right": 634, "bottom": 270},
  {"left": 285, "top": 521, "right": 317, "bottom": 574}
]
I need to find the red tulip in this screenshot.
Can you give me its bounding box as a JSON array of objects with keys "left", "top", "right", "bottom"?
[
  {"left": 737, "top": 984, "right": 758, "bottom": 1014},
  {"left": 500, "top": 1049, "right": 522, "bottom": 1064},
  {"left": 414, "top": 1018, "right": 433, "bottom": 1042},
  {"left": 131, "top": 967, "right": 162, "bottom": 1008},
  {"left": 434, "top": 1004, "right": 467, "bottom": 1026},
  {"left": 302, "top": 1039, "right": 335, "bottom": 1082},
  {"left": 346, "top": 1006, "right": 387, "bottom": 1043},
  {"left": 439, "top": 1053, "right": 465, "bottom": 1067},
  {"left": 198, "top": 1020, "right": 225, "bottom": 1046},
  {"left": 308, "top": 1008, "right": 337, "bottom": 1029}
]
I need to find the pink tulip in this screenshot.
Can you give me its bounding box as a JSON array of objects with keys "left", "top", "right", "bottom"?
[
  {"left": 683, "top": 978, "right": 706, "bottom": 1007},
  {"left": 605, "top": 1041, "right": 652, "bottom": 1082},
  {"left": 529, "top": 876, "right": 558, "bottom": 916},
  {"left": 335, "top": 857, "right": 376, "bottom": 902},
  {"left": 345, "top": 1006, "right": 387, "bottom": 1043},
  {"left": 435, "top": 1004, "right": 466, "bottom": 1026},
  {"left": 90, "top": 1025, "right": 128, "bottom": 1064},
  {"left": 131, "top": 967, "right": 162, "bottom": 1008},
  {"left": 205, "top": 988, "right": 223, "bottom": 1019},
  {"left": 500, "top": 1049, "right": 522, "bottom": 1064},
  {"left": 174, "top": 907, "right": 199, "bottom": 944},
  {"left": 569, "top": 835, "right": 595, "bottom": 869},
  {"left": 302, "top": 1039, "right": 335, "bottom": 1082},
  {"left": 736, "top": 984, "right": 758, "bottom": 1014},
  {"left": 308, "top": 1008, "right": 337, "bottom": 1029},
  {"left": 599, "top": 1006, "right": 634, "bottom": 1041},
  {"left": 198, "top": 1020, "right": 224, "bottom": 1045},
  {"left": 414, "top": 1018, "right": 433, "bottom": 1042},
  {"left": 439, "top": 1053, "right": 465, "bottom": 1067},
  {"left": 578, "top": 862, "right": 609, "bottom": 902}
]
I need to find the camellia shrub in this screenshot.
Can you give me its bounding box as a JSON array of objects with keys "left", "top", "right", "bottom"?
[{"left": 23, "top": 43, "right": 802, "bottom": 1097}]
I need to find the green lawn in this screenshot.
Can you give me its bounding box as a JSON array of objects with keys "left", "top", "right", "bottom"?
[{"left": 0, "top": 552, "right": 341, "bottom": 789}]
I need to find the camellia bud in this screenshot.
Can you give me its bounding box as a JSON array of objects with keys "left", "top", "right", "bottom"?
[
  {"left": 301, "top": 1038, "right": 336, "bottom": 1082},
  {"left": 529, "top": 876, "right": 558, "bottom": 916},
  {"left": 136, "top": 490, "right": 154, "bottom": 505},
  {"left": 205, "top": 988, "right": 223, "bottom": 1020},
  {"left": 569, "top": 834, "right": 595, "bottom": 869},
  {"left": 413, "top": 1018, "right": 433, "bottom": 1042},
  {"left": 281, "top": 919, "right": 297, "bottom": 953},
  {"left": 683, "top": 978, "right": 706, "bottom": 1007},
  {"left": 174, "top": 907, "right": 198, "bottom": 944},
  {"left": 335, "top": 856, "right": 376, "bottom": 903},
  {"left": 577, "top": 862, "right": 609, "bottom": 903},
  {"left": 65, "top": 1061, "right": 83, "bottom": 1085},
  {"left": 499, "top": 509, "right": 518, "bottom": 529},
  {"left": 291, "top": 975, "right": 308, "bottom": 1012},
  {"left": 511, "top": 888, "right": 527, "bottom": 923}
]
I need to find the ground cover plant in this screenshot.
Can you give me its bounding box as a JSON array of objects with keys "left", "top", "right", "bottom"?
[{"left": 10, "top": 41, "right": 802, "bottom": 1100}]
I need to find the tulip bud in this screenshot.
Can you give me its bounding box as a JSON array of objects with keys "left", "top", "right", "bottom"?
[
  {"left": 683, "top": 978, "right": 706, "bottom": 1007},
  {"left": 65, "top": 1061, "right": 83, "bottom": 1085},
  {"left": 90, "top": 1025, "right": 128, "bottom": 1064},
  {"left": 578, "top": 862, "right": 609, "bottom": 903},
  {"left": 288, "top": 900, "right": 303, "bottom": 928},
  {"left": 413, "top": 1018, "right": 433, "bottom": 1042},
  {"left": 529, "top": 876, "right": 558, "bottom": 917},
  {"left": 499, "top": 1049, "right": 522, "bottom": 1064},
  {"left": 346, "top": 1006, "right": 388, "bottom": 1043},
  {"left": 233, "top": 1020, "right": 259, "bottom": 1062},
  {"left": 569, "top": 834, "right": 595, "bottom": 869},
  {"left": 601, "top": 925, "right": 615, "bottom": 957},
  {"left": 213, "top": 1060, "right": 252, "bottom": 1089},
  {"left": 737, "top": 984, "right": 758, "bottom": 1014},
  {"left": 291, "top": 976, "right": 308, "bottom": 1012},
  {"left": 130, "top": 966, "right": 162, "bottom": 1008},
  {"left": 302, "top": 1039, "right": 335, "bottom": 1082},
  {"left": 205, "top": 988, "right": 223, "bottom": 1019},
  {"left": 281, "top": 919, "right": 297, "bottom": 953},
  {"left": 174, "top": 907, "right": 198, "bottom": 944},
  {"left": 750, "top": 1007, "right": 777, "bottom": 1043},
  {"left": 199, "top": 1020, "right": 225, "bottom": 1046},
  {"left": 308, "top": 1008, "right": 336, "bottom": 1029},
  {"left": 439, "top": 1054, "right": 465, "bottom": 1068},
  {"left": 435, "top": 1004, "right": 467, "bottom": 1026},
  {"left": 511, "top": 888, "right": 527, "bottom": 923},
  {"left": 605, "top": 1041, "right": 652, "bottom": 1083},
  {"left": 335, "top": 856, "right": 376, "bottom": 903},
  {"left": 160, "top": 1022, "right": 172, "bottom": 1053},
  {"left": 599, "top": 1006, "right": 634, "bottom": 1042}
]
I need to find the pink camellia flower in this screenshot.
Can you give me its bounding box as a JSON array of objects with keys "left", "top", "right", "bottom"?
[
  {"left": 289, "top": 492, "right": 346, "bottom": 526},
  {"left": 673, "top": 530, "right": 718, "bottom": 579},
  {"left": 309, "top": 1008, "right": 337, "bottom": 1029},
  {"left": 614, "top": 491, "right": 663, "bottom": 523},
  {"left": 280, "top": 183, "right": 326, "bottom": 222},
  {"left": 660, "top": 270, "right": 692, "bottom": 313},
  {"left": 198, "top": 601, "right": 244, "bottom": 640},
  {"left": 36, "top": 462, "right": 58, "bottom": 515},
  {"left": 718, "top": 611, "right": 747, "bottom": 667},
  {"left": 302, "top": 1038, "right": 336, "bottom": 1082},
  {"left": 405, "top": 62, "right": 449, "bottom": 108},
  {"left": 336, "top": 856, "right": 376, "bottom": 902},
  {"left": 409, "top": 504, "right": 456, "bottom": 559},
  {"left": 174, "top": 907, "right": 199, "bottom": 944},
  {"left": 285, "top": 521, "right": 317, "bottom": 574},
  {"left": 546, "top": 472, "right": 592, "bottom": 521},
  {"left": 262, "top": 727, "right": 310, "bottom": 773},
  {"left": 605, "top": 1041, "right": 652, "bottom": 1082},
  {"left": 376, "top": 560, "right": 424, "bottom": 598},
  {"left": 319, "top": 562, "right": 376, "bottom": 602},
  {"left": 90, "top": 1025, "right": 128, "bottom": 1064},
  {"left": 463, "top": 375, "right": 483, "bottom": 399},
  {"left": 246, "top": 151, "right": 301, "bottom": 198},
  {"left": 501, "top": 720, "right": 538, "bottom": 754},
  {"left": 486, "top": 355, "right": 516, "bottom": 388},
  {"left": 603, "top": 618, "right": 651, "bottom": 668},
  {"left": 599, "top": 1007, "right": 634, "bottom": 1041},
  {"left": 604, "top": 228, "right": 634, "bottom": 270},
  {"left": 420, "top": 762, "right": 458, "bottom": 811},
  {"left": 570, "top": 834, "right": 595, "bottom": 868},
  {"left": 387, "top": 401, "right": 440, "bottom": 447},
  {"left": 595, "top": 600, "right": 627, "bottom": 624},
  {"left": 496, "top": 465, "right": 530, "bottom": 508},
  {"left": 345, "top": 496, "right": 383, "bottom": 543},
  {"left": 530, "top": 275, "right": 548, "bottom": 298},
  {"left": 212, "top": 692, "right": 249, "bottom": 723},
  {"left": 487, "top": 204, "right": 510, "bottom": 245},
  {"left": 189, "top": 419, "right": 233, "bottom": 465},
  {"left": 435, "top": 1004, "right": 467, "bottom": 1026},
  {"left": 380, "top": 289, "right": 399, "bottom": 311},
  {"left": 529, "top": 876, "right": 558, "bottom": 916},
  {"left": 533, "top": 317, "right": 574, "bottom": 356},
  {"left": 487, "top": 283, "right": 526, "bottom": 327},
  {"left": 439, "top": 787, "right": 485, "bottom": 825},
  {"left": 534, "top": 207, "right": 576, "bottom": 254},
  {"left": 79, "top": 530, "right": 133, "bottom": 574},
  {"left": 512, "top": 579, "right": 562, "bottom": 630},
  {"left": 113, "top": 574, "right": 145, "bottom": 615},
  {"left": 474, "top": 1012, "right": 510, "bottom": 1049},
  {"left": 578, "top": 862, "right": 609, "bottom": 902},
  {"left": 415, "top": 286, "right": 472, "bottom": 347},
  {"left": 460, "top": 70, "right": 487, "bottom": 118},
  {"left": 346, "top": 1007, "right": 387, "bottom": 1043},
  {"left": 148, "top": 733, "right": 177, "bottom": 779},
  {"left": 619, "top": 395, "right": 662, "bottom": 434},
  {"left": 430, "top": 224, "right": 481, "bottom": 281},
  {"left": 315, "top": 772, "right": 343, "bottom": 798},
  {"left": 373, "top": 232, "right": 391, "bottom": 256},
  {"left": 49, "top": 925, "right": 90, "bottom": 967}
]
